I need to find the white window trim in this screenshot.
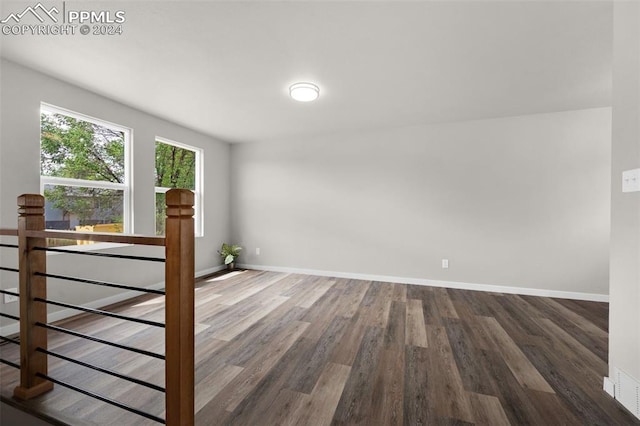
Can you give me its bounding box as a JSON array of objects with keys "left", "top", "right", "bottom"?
[
  {"left": 155, "top": 137, "right": 203, "bottom": 237},
  {"left": 40, "top": 103, "right": 133, "bottom": 234}
]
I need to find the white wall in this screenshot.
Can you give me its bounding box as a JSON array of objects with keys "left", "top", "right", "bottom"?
[
  {"left": 0, "top": 60, "right": 230, "bottom": 328},
  {"left": 231, "top": 108, "right": 611, "bottom": 298},
  {"left": 609, "top": 0, "right": 640, "bottom": 385}
]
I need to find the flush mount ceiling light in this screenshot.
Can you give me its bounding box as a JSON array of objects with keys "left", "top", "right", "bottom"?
[{"left": 289, "top": 82, "right": 319, "bottom": 102}]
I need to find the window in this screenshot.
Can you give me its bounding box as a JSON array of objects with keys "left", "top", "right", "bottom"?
[
  {"left": 154, "top": 138, "right": 202, "bottom": 236},
  {"left": 40, "top": 104, "right": 132, "bottom": 240}
]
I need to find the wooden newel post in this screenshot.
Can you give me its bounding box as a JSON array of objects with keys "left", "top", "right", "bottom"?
[
  {"left": 165, "top": 189, "right": 195, "bottom": 426},
  {"left": 14, "top": 194, "right": 53, "bottom": 400}
]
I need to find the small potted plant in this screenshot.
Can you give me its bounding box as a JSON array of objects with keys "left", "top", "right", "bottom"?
[{"left": 218, "top": 243, "right": 242, "bottom": 271}]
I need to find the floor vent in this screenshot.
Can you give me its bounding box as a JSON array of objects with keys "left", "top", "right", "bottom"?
[{"left": 614, "top": 368, "right": 640, "bottom": 419}]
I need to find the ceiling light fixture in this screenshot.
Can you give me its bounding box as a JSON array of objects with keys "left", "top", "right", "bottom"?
[{"left": 289, "top": 82, "right": 319, "bottom": 102}]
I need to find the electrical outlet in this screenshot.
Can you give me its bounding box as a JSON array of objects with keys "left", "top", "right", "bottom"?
[
  {"left": 622, "top": 168, "right": 640, "bottom": 193},
  {"left": 256, "top": 247, "right": 260, "bottom": 255},
  {"left": 442, "top": 259, "right": 449, "bottom": 269},
  {"left": 3, "top": 288, "right": 18, "bottom": 303}
]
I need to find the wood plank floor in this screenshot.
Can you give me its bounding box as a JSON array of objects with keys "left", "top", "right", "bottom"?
[{"left": 1, "top": 270, "right": 638, "bottom": 425}]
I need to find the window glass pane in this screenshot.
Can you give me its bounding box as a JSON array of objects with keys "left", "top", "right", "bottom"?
[
  {"left": 155, "top": 192, "right": 166, "bottom": 236},
  {"left": 155, "top": 142, "right": 196, "bottom": 190},
  {"left": 44, "top": 184, "right": 124, "bottom": 233},
  {"left": 41, "top": 111, "right": 125, "bottom": 183}
]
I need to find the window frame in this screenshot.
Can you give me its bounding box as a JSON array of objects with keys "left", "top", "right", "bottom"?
[
  {"left": 40, "top": 103, "right": 133, "bottom": 234},
  {"left": 154, "top": 136, "right": 203, "bottom": 237}
]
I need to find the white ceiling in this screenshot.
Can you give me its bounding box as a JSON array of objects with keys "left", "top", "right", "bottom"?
[{"left": 0, "top": 1, "right": 613, "bottom": 143}]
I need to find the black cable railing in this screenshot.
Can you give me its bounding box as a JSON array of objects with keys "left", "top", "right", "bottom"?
[
  {"left": 2, "top": 223, "right": 165, "bottom": 420},
  {"left": 35, "top": 322, "right": 165, "bottom": 360},
  {"left": 0, "top": 289, "right": 19, "bottom": 299},
  {"left": 35, "top": 347, "right": 165, "bottom": 393},
  {"left": 35, "top": 272, "right": 165, "bottom": 295},
  {"left": 0, "top": 297, "right": 19, "bottom": 352},
  {"left": 33, "top": 246, "right": 165, "bottom": 263},
  {"left": 0, "top": 238, "right": 20, "bottom": 371},
  {"left": 35, "top": 371, "right": 165, "bottom": 424},
  {"left": 0, "top": 359, "right": 20, "bottom": 369},
  {"left": 0, "top": 230, "right": 19, "bottom": 364},
  {"left": 0, "top": 335, "right": 19, "bottom": 345},
  {"left": 25, "top": 247, "right": 167, "bottom": 423},
  {"left": 0, "top": 312, "right": 19, "bottom": 321},
  {"left": 34, "top": 297, "right": 164, "bottom": 328}
]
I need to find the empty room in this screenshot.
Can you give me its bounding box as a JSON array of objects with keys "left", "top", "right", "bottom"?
[{"left": 0, "top": 1, "right": 639, "bottom": 425}]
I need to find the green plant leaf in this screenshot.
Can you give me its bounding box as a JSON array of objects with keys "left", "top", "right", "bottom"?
[{"left": 225, "top": 254, "right": 235, "bottom": 264}]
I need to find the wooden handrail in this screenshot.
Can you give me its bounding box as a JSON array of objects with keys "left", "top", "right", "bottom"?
[
  {"left": 24, "top": 230, "right": 165, "bottom": 246},
  {"left": 3, "top": 229, "right": 164, "bottom": 246}
]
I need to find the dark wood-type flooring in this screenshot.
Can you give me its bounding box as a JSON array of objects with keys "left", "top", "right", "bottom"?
[{"left": 1, "top": 270, "right": 638, "bottom": 425}]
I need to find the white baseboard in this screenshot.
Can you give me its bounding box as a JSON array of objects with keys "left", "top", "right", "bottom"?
[
  {"left": 237, "top": 263, "right": 609, "bottom": 302},
  {"left": 196, "top": 265, "right": 227, "bottom": 279},
  {"left": 0, "top": 265, "right": 226, "bottom": 337}
]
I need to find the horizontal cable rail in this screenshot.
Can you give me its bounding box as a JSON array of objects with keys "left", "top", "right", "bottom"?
[
  {"left": 0, "top": 251, "right": 20, "bottom": 381},
  {"left": 36, "top": 322, "right": 165, "bottom": 360},
  {"left": 35, "top": 272, "right": 165, "bottom": 295},
  {"left": 0, "top": 231, "right": 25, "bottom": 381},
  {"left": 0, "top": 312, "right": 20, "bottom": 321},
  {"left": 35, "top": 372, "right": 165, "bottom": 424},
  {"left": 34, "top": 246, "right": 165, "bottom": 263},
  {"left": 34, "top": 297, "right": 164, "bottom": 328},
  {"left": 0, "top": 359, "right": 20, "bottom": 369},
  {"left": 0, "top": 337, "right": 19, "bottom": 376},
  {"left": 25, "top": 230, "right": 165, "bottom": 246},
  {"left": 0, "top": 335, "right": 20, "bottom": 345},
  {"left": 0, "top": 289, "right": 19, "bottom": 298},
  {"left": 35, "top": 347, "right": 165, "bottom": 393}
]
